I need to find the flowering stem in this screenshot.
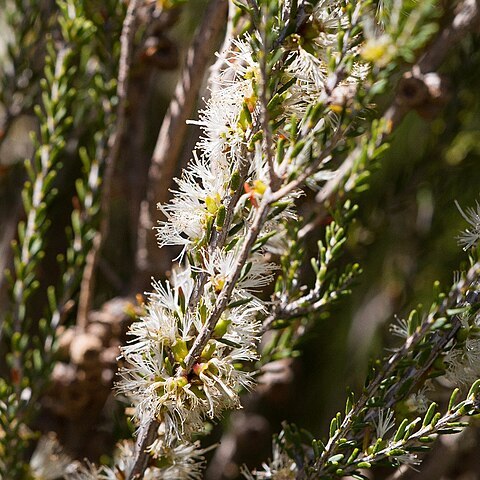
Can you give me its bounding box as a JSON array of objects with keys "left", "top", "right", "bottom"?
[
  {"left": 183, "top": 197, "right": 272, "bottom": 371},
  {"left": 345, "top": 399, "right": 476, "bottom": 475}
]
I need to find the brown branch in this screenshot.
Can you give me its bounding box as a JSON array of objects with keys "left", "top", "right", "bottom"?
[
  {"left": 133, "top": 0, "right": 228, "bottom": 290},
  {"left": 76, "top": 0, "right": 140, "bottom": 330},
  {"left": 127, "top": 420, "right": 160, "bottom": 480},
  {"left": 385, "top": 0, "right": 480, "bottom": 127}
]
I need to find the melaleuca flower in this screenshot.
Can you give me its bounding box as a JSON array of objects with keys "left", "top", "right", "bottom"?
[
  {"left": 287, "top": 48, "right": 328, "bottom": 92},
  {"left": 455, "top": 199, "right": 480, "bottom": 251},
  {"left": 218, "top": 36, "right": 259, "bottom": 85},
  {"left": 189, "top": 36, "right": 260, "bottom": 166},
  {"left": 29, "top": 433, "right": 74, "bottom": 479},
  {"left": 394, "top": 453, "right": 421, "bottom": 467},
  {"left": 95, "top": 439, "right": 206, "bottom": 480},
  {"left": 390, "top": 316, "right": 410, "bottom": 339},
  {"left": 313, "top": 0, "right": 350, "bottom": 34},
  {"left": 156, "top": 153, "right": 230, "bottom": 251},
  {"left": 242, "top": 432, "right": 298, "bottom": 479},
  {"left": 118, "top": 335, "right": 205, "bottom": 442},
  {"left": 445, "top": 338, "right": 480, "bottom": 386},
  {"left": 405, "top": 386, "right": 432, "bottom": 414},
  {"left": 65, "top": 462, "right": 103, "bottom": 480},
  {"left": 372, "top": 408, "right": 395, "bottom": 440},
  {"left": 200, "top": 248, "right": 277, "bottom": 294},
  {"left": 102, "top": 441, "right": 135, "bottom": 479},
  {"left": 191, "top": 82, "right": 254, "bottom": 165},
  {"left": 147, "top": 430, "right": 207, "bottom": 480},
  {"left": 118, "top": 266, "right": 261, "bottom": 444}
]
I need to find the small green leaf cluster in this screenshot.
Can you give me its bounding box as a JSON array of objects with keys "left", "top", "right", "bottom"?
[
  {"left": 263, "top": 201, "right": 361, "bottom": 360},
  {"left": 0, "top": 0, "right": 120, "bottom": 476}
]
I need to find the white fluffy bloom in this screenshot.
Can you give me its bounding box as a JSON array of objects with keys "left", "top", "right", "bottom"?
[
  {"left": 242, "top": 432, "right": 298, "bottom": 479},
  {"left": 455, "top": 199, "right": 480, "bottom": 251},
  {"left": 217, "top": 36, "right": 260, "bottom": 85},
  {"left": 445, "top": 338, "right": 480, "bottom": 386},
  {"left": 156, "top": 153, "right": 230, "bottom": 252},
  {"left": 65, "top": 462, "right": 103, "bottom": 480},
  {"left": 118, "top": 266, "right": 261, "bottom": 444},
  {"left": 372, "top": 408, "right": 395, "bottom": 439},
  {"left": 29, "top": 433, "right": 74, "bottom": 479},
  {"left": 313, "top": 0, "right": 350, "bottom": 27},
  {"left": 188, "top": 37, "right": 259, "bottom": 167},
  {"left": 90, "top": 439, "right": 206, "bottom": 480},
  {"left": 200, "top": 248, "right": 277, "bottom": 294},
  {"left": 288, "top": 48, "right": 328, "bottom": 92},
  {"left": 394, "top": 452, "right": 421, "bottom": 467},
  {"left": 190, "top": 83, "right": 252, "bottom": 165},
  {"left": 406, "top": 386, "right": 431, "bottom": 414},
  {"left": 147, "top": 437, "right": 207, "bottom": 480},
  {"left": 390, "top": 316, "right": 410, "bottom": 339}
]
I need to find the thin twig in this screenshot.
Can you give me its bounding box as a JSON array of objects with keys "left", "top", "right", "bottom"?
[
  {"left": 127, "top": 420, "right": 160, "bottom": 480},
  {"left": 261, "top": 271, "right": 357, "bottom": 332},
  {"left": 76, "top": 0, "right": 140, "bottom": 330},
  {"left": 343, "top": 401, "right": 477, "bottom": 475},
  {"left": 314, "top": 261, "right": 480, "bottom": 474}
]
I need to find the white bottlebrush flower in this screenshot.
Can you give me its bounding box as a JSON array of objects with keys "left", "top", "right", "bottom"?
[
  {"left": 390, "top": 315, "right": 410, "bottom": 339},
  {"left": 372, "top": 408, "right": 395, "bottom": 440},
  {"left": 29, "top": 433, "right": 74, "bottom": 479},
  {"left": 313, "top": 0, "right": 350, "bottom": 32},
  {"left": 287, "top": 48, "right": 328, "bottom": 92},
  {"left": 123, "top": 267, "right": 198, "bottom": 357},
  {"left": 200, "top": 248, "right": 277, "bottom": 294},
  {"left": 118, "top": 342, "right": 205, "bottom": 442},
  {"left": 119, "top": 265, "right": 261, "bottom": 444},
  {"left": 190, "top": 37, "right": 259, "bottom": 166},
  {"left": 444, "top": 338, "right": 480, "bottom": 386},
  {"left": 156, "top": 153, "right": 230, "bottom": 252},
  {"left": 190, "top": 83, "right": 252, "bottom": 165},
  {"left": 406, "top": 387, "right": 431, "bottom": 414},
  {"left": 455, "top": 199, "right": 480, "bottom": 251},
  {"left": 99, "top": 441, "right": 136, "bottom": 480},
  {"left": 98, "top": 439, "right": 206, "bottom": 480},
  {"left": 242, "top": 432, "right": 298, "bottom": 479},
  {"left": 147, "top": 435, "right": 207, "bottom": 480},
  {"left": 217, "top": 36, "right": 260, "bottom": 85},
  {"left": 65, "top": 462, "right": 103, "bottom": 480},
  {"left": 394, "top": 452, "right": 421, "bottom": 467}
]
